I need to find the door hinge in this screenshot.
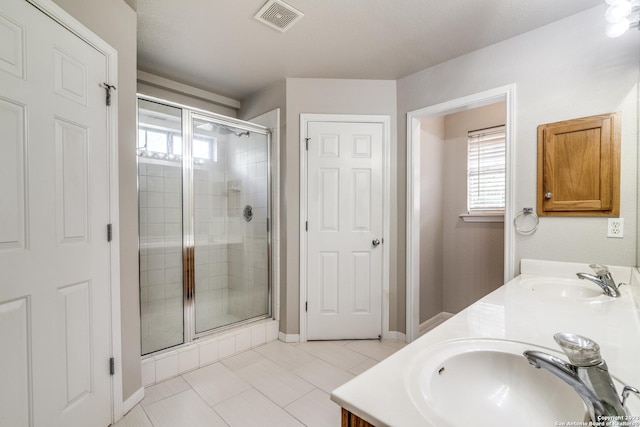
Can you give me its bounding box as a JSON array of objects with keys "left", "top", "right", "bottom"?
[
  {"left": 266, "top": 217, "right": 270, "bottom": 232},
  {"left": 305, "top": 221, "right": 308, "bottom": 231},
  {"left": 305, "top": 137, "right": 310, "bottom": 151},
  {"left": 305, "top": 301, "right": 308, "bottom": 312},
  {"left": 107, "top": 224, "right": 113, "bottom": 242},
  {"left": 102, "top": 83, "right": 116, "bottom": 106},
  {"left": 109, "top": 357, "right": 115, "bottom": 376}
]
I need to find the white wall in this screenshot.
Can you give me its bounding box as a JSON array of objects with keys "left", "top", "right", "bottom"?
[{"left": 399, "top": 5, "right": 639, "bottom": 332}]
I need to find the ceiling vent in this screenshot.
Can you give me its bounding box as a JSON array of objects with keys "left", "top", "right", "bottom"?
[{"left": 254, "top": 0, "right": 304, "bottom": 33}]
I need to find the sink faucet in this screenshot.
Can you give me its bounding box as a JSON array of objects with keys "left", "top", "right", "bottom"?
[
  {"left": 523, "top": 333, "right": 638, "bottom": 424},
  {"left": 576, "top": 264, "right": 622, "bottom": 297}
]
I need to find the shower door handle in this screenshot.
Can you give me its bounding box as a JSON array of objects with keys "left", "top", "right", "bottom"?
[{"left": 372, "top": 238, "right": 381, "bottom": 247}]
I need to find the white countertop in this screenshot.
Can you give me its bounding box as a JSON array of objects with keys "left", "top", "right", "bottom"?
[{"left": 330, "top": 259, "right": 640, "bottom": 427}]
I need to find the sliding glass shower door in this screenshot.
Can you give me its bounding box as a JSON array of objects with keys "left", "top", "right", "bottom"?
[
  {"left": 138, "top": 98, "right": 271, "bottom": 355},
  {"left": 137, "top": 99, "right": 184, "bottom": 355},
  {"left": 190, "top": 115, "right": 270, "bottom": 334}
]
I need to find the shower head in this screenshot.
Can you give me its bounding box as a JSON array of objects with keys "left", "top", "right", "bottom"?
[{"left": 196, "top": 122, "right": 249, "bottom": 137}]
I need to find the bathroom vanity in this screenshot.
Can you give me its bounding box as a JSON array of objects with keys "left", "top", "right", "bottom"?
[{"left": 331, "top": 259, "right": 640, "bottom": 427}]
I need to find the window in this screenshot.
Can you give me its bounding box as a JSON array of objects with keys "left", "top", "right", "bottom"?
[
  {"left": 467, "top": 125, "right": 506, "bottom": 214},
  {"left": 138, "top": 127, "right": 178, "bottom": 157},
  {"left": 146, "top": 129, "right": 169, "bottom": 153},
  {"left": 193, "top": 137, "right": 216, "bottom": 161},
  {"left": 138, "top": 128, "right": 216, "bottom": 162}
]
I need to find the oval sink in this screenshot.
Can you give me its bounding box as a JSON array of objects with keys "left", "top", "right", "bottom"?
[
  {"left": 518, "top": 277, "right": 605, "bottom": 299},
  {"left": 406, "top": 339, "right": 638, "bottom": 427}
]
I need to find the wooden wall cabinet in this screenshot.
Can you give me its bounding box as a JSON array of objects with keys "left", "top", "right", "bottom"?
[{"left": 537, "top": 112, "right": 620, "bottom": 217}]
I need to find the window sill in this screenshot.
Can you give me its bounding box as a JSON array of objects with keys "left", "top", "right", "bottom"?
[{"left": 459, "top": 213, "right": 504, "bottom": 223}]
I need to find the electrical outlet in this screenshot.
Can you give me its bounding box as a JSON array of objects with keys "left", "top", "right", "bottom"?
[{"left": 607, "top": 218, "right": 624, "bottom": 238}]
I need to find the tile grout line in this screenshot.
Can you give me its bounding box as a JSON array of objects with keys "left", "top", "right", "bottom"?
[{"left": 120, "top": 340, "right": 402, "bottom": 427}]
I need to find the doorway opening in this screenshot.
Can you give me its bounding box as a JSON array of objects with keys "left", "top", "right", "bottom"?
[{"left": 406, "top": 85, "right": 516, "bottom": 342}]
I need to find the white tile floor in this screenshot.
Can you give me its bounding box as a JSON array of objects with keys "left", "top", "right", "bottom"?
[{"left": 114, "top": 339, "right": 405, "bottom": 427}]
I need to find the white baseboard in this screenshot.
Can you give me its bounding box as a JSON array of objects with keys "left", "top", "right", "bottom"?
[
  {"left": 383, "top": 331, "right": 407, "bottom": 343},
  {"left": 419, "top": 312, "right": 454, "bottom": 337},
  {"left": 278, "top": 332, "right": 300, "bottom": 343},
  {"left": 122, "top": 386, "right": 145, "bottom": 415}
]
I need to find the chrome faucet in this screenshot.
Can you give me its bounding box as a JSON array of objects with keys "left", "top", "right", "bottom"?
[
  {"left": 576, "top": 264, "right": 622, "bottom": 297},
  {"left": 524, "top": 333, "right": 639, "bottom": 424}
]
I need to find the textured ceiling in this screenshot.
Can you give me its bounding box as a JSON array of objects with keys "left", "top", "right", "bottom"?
[{"left": 128, "top": 0, "right": 603, "bottom": 100}]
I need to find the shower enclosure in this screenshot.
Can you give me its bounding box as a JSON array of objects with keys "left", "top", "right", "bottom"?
[{"left": 137, "top": 97, "right": 271, "bottom": 355}]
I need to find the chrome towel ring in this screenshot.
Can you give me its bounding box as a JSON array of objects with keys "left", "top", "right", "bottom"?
[{"left": 514, "top": 207, "right": 539, "bottom": 235}]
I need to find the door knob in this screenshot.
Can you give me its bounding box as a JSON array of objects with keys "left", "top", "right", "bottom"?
[
  {"left": 545, "top": 192, "right": 553, "bottom": 199},
  {"left": 372, "top": 238, "right": 381, "bottom": 247}
]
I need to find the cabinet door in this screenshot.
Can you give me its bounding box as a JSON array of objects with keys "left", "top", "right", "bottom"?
[{"left": 537, "top": 113, "right": 620, "bottom": 216}]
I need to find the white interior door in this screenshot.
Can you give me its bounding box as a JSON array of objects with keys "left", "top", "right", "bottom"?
[
  {"left": 0, "top": 1, "right": 113, "bottom": 426},
  {"left": 305, "top": 120, "right": 384, "bottom": 340}
]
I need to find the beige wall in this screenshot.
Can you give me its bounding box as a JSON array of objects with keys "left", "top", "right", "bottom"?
[
  {"left": 137, "top": 82, "right": 238, "bottom": 117},
  {"left": 419, "top": 117, "right": 445, "bottom": 322},
  {"left": 419, "top": 104, "right": 505, "bottom": 323},
  {"left": 240, "top": 81, "right": 287, "bottom": 123},
  {"left": 399, "top": 5, "right": 639, "bottom": 333},
  {"left": 285, "top": 78, "right": 398, "bottom": 334},
  {"left": 240, "top": 82, "right": 287, "bottom": 323},
  {"left": 52, "top": 0, "right": 140, "bottom": 401},
  {"left": 241, "top": 78, "right": 397, "bottom": 335},
  {"left": 441, "top": 104, "right": 505, "bottom": 314}
]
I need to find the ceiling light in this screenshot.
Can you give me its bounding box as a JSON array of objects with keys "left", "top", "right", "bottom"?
[
  {"left": 605, "top": 1, "right": 632, "bottom": 22},
  {"left": 607, "top": 18, "right": 631, "bottom": 36},
  {"left": 605, "top": 0, "right": 640, "bottom": 36}
]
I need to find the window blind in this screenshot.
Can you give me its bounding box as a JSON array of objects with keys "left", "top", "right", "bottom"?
[{"left": 467, "top": 125, "right": 506, "bottom": 212}]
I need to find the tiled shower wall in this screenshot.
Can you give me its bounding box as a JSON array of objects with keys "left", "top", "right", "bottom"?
[
  {"left": 193, "top": 139, "right": 231, "bottom": 332},
  {"left": 226, "top": 134, "right": 269, "bottom": 321},
  {"left": 139, "top": 160, "right": 184, "bottom": 355},
  {"left": 193, "top": 132, "right": 269, "bottom": 331}
]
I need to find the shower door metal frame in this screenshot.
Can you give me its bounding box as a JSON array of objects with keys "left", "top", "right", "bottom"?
[
  {"left": 138, "top": 95, "right": 273, "bottom": 349},
  {"left": 185, "top": 109, "right": 273, "bottom": 341}
]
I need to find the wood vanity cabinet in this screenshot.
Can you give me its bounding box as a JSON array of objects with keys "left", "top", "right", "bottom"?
[
  {"left": 341, "top": 408, "right": 376, "bottom": 427},
  {"left": 537, "top": 112, "right": 620, "bottom": 217}
]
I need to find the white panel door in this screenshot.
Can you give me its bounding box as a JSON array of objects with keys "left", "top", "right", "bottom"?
[
  {"left": 0, "top": 1, "right": 112, "bottom": 426},
  {"left": 306, "top": 121, "right": 384, "bottom": 340}
]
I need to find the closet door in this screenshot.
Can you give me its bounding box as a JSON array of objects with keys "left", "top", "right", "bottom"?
[{"left": 0, "top": 0, "right": 114, "bottom": 425}]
